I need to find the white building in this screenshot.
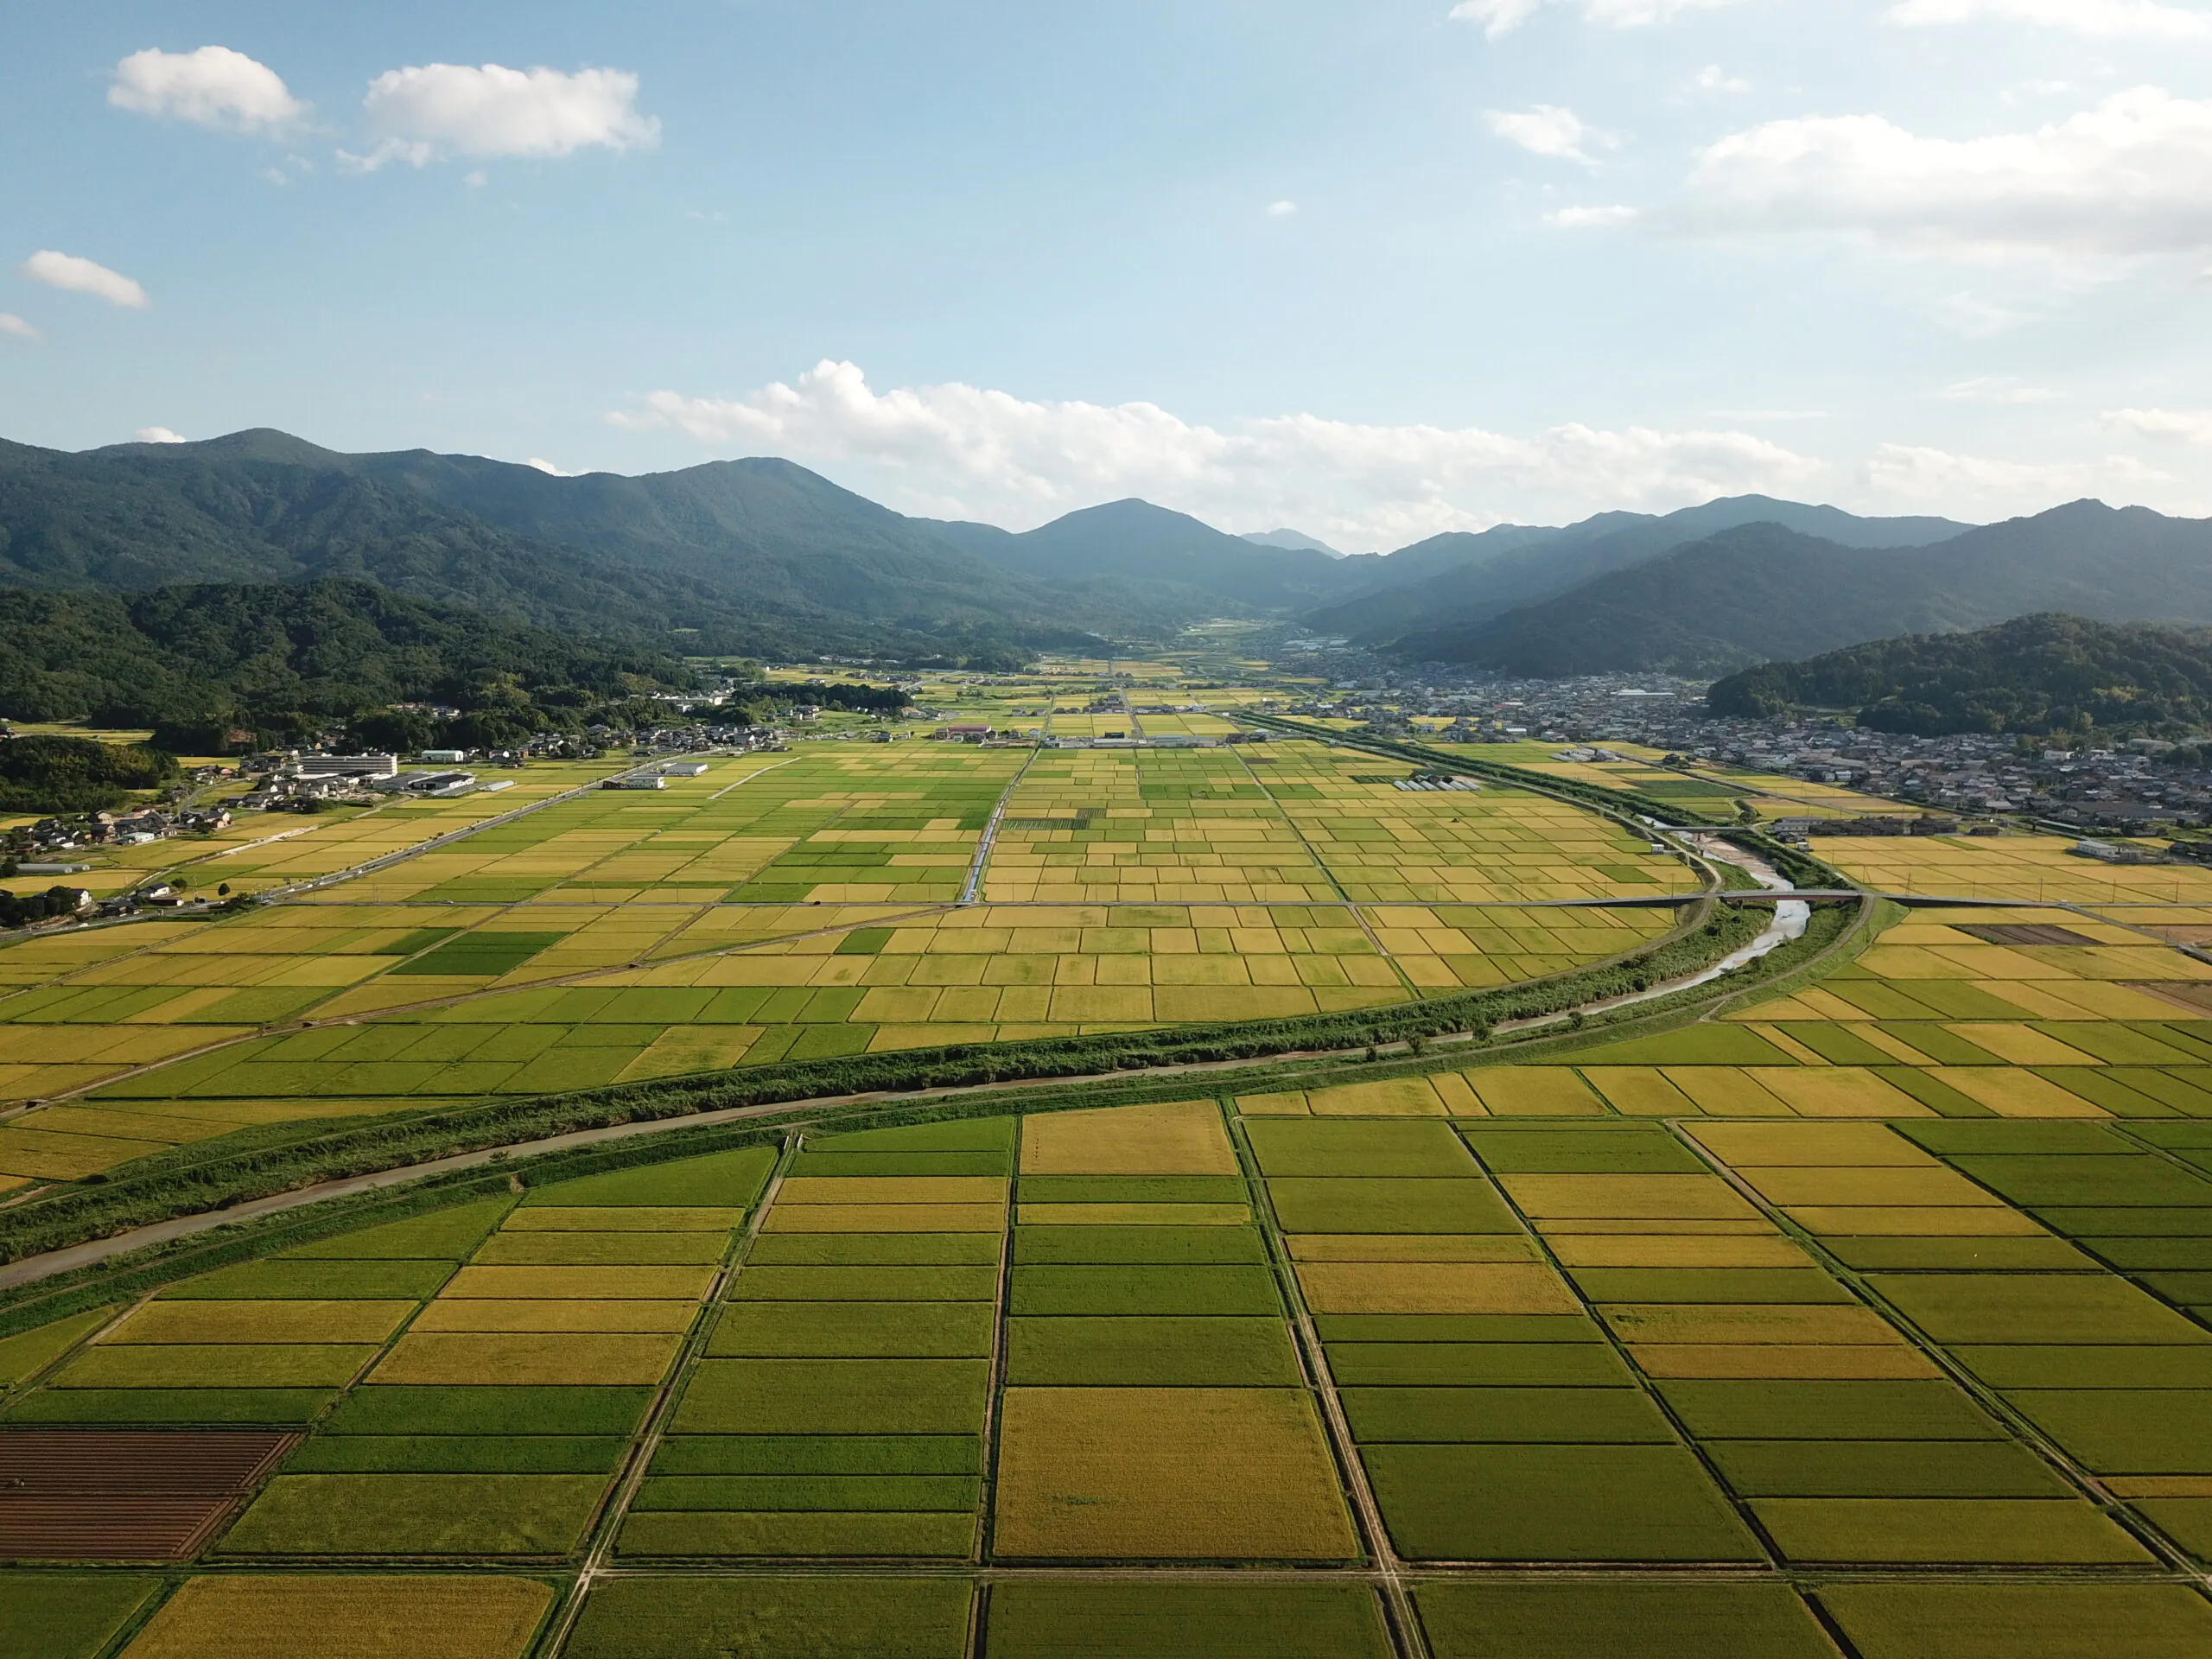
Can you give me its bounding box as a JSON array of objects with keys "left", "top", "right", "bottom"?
[{"left": 295, "top": 753, "right": 397, "bottom": 779}]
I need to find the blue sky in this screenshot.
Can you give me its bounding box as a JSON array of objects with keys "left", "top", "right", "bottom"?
[{"left": 8, "top": 1, "right": 2212, "bottom": 549}]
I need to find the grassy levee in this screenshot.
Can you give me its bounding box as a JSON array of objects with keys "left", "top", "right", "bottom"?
[
  {"left": 0, "top": 903, "right": 1777, "bottom": 1265},
  {"left": 0, "top": 896, "right": 1887, "bottom": 1341},
  {"left": 1235, "top": 715, "right": 1732, "bottom": 827}
]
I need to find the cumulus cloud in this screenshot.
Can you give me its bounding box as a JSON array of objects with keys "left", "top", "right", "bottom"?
[
  {"left": 18, "top": 251, "right": 148, "bottom": 308},
  {"left": 525, "top": 457, "right": 579, "bottom": 476},
  {"left": 109, "top": 46, "right": 304, "bottom": 131},
  {"left": 135, "top": 426, "right": 188, "bottom": 443},
  {"left": 1486, "top": 105, "right": 1605, "bottom": 163},
  {"left": 1693, "top": 64, "right": 1751, "bottom": 94},
  {"left": 1451, "top": 0, "right": 1745, "bottom": 39},
  {"left": 0, "top": 315, "right": 41, "bottom": 341},
  {"left": 2105, "top": 406, "right": 2212, "bottom": 442},
  {"left": 1265, "top": 199, "right": 1299, "bottom": 217},
  {"left": 1890, "top": 0, "right": 2212, "bottom": 38},
  {"left": 609, "top": 359, "right": 1825, "bottom": 548},
  {"left": 346, "top": 63, "right": 658, "bottom": 170},
  {"left": 1673, "top": 88, "right": 2212, "bottom": 262}
]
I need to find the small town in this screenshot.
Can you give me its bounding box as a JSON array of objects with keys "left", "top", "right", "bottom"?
[{"left": 1286, "top": 661, "right": 2212, "bottom": 836}]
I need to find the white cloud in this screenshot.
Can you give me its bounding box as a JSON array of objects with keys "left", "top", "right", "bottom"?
[
  {"left": 610, "top": 359, "right": 1825, "bottom": 549},
  {"left": 1940, "top": 376, "right": 2063, "bottom": 403},
  {"left": 135, "top": 426, "right": 188, "bottom": 443},
  {"left": 1451, "top": 0, "right": 1745, "bottom": 39},
  {"left": 1265, "top": 199, "right": 1300, "bottom": 218},
  {"left": 346, "top": 63, "right": 658, "bottom": 170},
  {"left": 2105, "top": 405, "right": 2212, "bottom": 442},
  {"left": 18, "top": 251, "right": 148, "bottom": 308},
  {"left": 0, "top": 315, "right": 41, "bottom": 342},
  {"left": 1891, "top": 0, "right": 2212, "bottom": 39},
  {"left": 1548, "top": 203, "right": 1640, "bottom": 226},
  {"left": 1485, "top": 105, "right": 1605, "bottom": 163},
  {"left": 1694, "top": 64, "right": 1751, "bottom": 94},
  {"left": 1453, "top": 0, "right": 1543, "bottom": 31},
  {"left": 525, "top": 457, "right": 579, "bottom": 476},
  {"left": 1864, "top": 442, "right": 2168, "bottom": 507},
  {"left": 109, "top": 45, "right": 304, "bottom": 132},
  {"left": 1675, "top": 88, "right": 2212, "bottom": 262}
]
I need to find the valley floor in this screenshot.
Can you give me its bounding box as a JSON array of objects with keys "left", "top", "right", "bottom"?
[{"left": 4, "top": 654, "right": 2212, "bottom": 1657}]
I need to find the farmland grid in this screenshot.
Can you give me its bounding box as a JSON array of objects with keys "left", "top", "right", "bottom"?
[{"left": 7, "top": 660, "right": 2212, "bottom": 1653}]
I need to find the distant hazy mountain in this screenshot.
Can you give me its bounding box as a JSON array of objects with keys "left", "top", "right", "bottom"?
[
  {"left": 1394, "top": 502, "right": 2212, "bottom": 677},
  {"left": 918, "top": 499, "right": 1346, "bottom": 612},
  {"left": 1305, "top": 495, "right": 1971, "bottom": 643},
  {"left": 1240, "top": 528, "right": 1344, "bottom": 556},
  {"left": 1707, "top": 612, "right": 2212, "bottom": 736}
]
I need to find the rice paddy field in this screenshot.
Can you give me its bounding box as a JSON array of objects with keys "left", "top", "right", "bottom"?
[
  {"left": 9, "top": 672, "right": 2212, "bottom": 1653},
  {"left": 0, "top": 736, "right": 1686, "bottom": 1188},
  {"left": 11, "top": 1026, "right": 2212, "bottom": 1656}
]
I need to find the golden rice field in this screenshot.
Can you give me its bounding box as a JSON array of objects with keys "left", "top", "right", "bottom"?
[{"left": 0, "top": 737, "right": 1686, "bottom": 1187}]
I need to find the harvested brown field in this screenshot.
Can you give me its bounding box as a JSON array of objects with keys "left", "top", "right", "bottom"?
[{"left": 0, "top": 1430, "right": 295, "bottom": 1559}]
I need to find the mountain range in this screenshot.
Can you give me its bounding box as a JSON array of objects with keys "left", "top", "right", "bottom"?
[
  {"left": 1391, "top": 503, "right": 2212, "bottom": 677},
  {"left": 1303, "top": 496, "right": 1969, "bottom": 646},
  {"left": 6, "top": 427, "right": 2212, "bottom": 680}
]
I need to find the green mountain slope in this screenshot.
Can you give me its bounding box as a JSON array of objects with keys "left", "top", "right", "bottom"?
[
  {"left": 0, "top": 579, "right": 696, "bottom": 738},
  {"left": 1392, "top": 503, "right": 2212, "bottom": 677},
  {"left": 1707, "top": 613, "right": 2212, "bottom": 737},
  {"left": 1, "top": 434, "right": 1094, "bottom": 661}
]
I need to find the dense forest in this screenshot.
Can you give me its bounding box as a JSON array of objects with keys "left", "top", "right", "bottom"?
[
  {"left": 0, "top": 432, "right": 1107, "bottom": 664},
  {"left": 0, "top": 579, "right": 701, "bottom": 750},
  {"left": 1706, "top": 613, "right": 2212, "bottom": 737},
  {"left": 0, "top": 734, "right": 180, "bottom": 814}
]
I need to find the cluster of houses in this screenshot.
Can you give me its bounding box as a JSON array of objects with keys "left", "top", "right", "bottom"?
[{"left": 12, "top": 804, "right": 233, "bottom": 858}]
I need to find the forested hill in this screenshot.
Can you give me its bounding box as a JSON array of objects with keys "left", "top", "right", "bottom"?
[
  {"left": 0, "top": 579, "right": 699, "bottom": 747},
  {"left": 0, "top": 433, "right": 1101, "bottom": 663},
  {"left": 1389, "top": 503, "right": 2212, "bottom": 677},
  {"left": 1706, "top": 613, "right": 2212, "bottom": 738}
]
